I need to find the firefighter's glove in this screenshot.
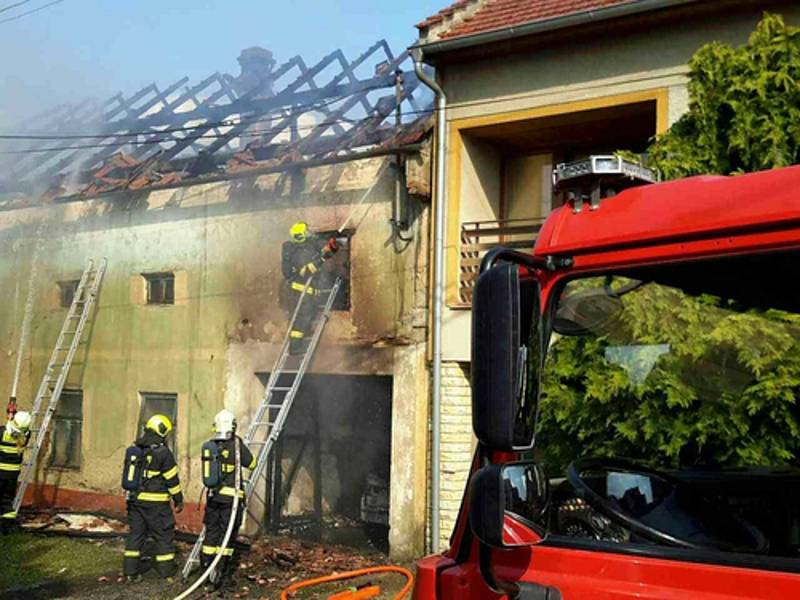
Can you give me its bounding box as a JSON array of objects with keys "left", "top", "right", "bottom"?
[
  {"left": 174, "top": 500, "right": 184, "bottom": 514},
  {"left": 325, "top": 237, "right": 339, "bottom": 255}
]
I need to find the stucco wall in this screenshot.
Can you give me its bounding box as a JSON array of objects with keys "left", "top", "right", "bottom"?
[
  {"left": 441, "top": 4, "right": 800, "bottom": 122},
  {"left": 0, "top": 155, "right": 430, "bottom": 556}
]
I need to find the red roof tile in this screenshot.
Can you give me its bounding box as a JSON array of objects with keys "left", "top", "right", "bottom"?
[{"left": 419, "top": 0, "right": 639, "bottom": 40}]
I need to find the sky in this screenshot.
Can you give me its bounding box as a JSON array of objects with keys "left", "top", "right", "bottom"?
[{"left": 0, "top": 0, "right": 445, "bottom": 129}]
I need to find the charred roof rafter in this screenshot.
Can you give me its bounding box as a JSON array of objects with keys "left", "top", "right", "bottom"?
[{"left": 0, "top": 40, "right": 432, "bottom": 200}]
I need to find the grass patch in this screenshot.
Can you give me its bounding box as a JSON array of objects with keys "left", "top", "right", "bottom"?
[{"left": 0, "top": 533, "right": 120, "bottom": 591}]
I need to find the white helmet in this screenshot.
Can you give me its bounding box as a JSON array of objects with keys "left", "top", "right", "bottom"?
[
  {"left": 213, "top": 409, "right": 237, "bottom": 439},
  {"left": 8, "top": 411, "right": 31, "bottom": 435}
]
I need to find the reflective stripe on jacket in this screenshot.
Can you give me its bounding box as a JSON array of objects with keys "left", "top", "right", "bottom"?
[{"left": 0, "top": 425, "right": 28, "bottom": 480}]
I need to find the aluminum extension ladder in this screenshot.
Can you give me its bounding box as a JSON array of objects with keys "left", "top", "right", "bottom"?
[
  {"left": 12, "top": 258, "right": 107, "bottom": 514},
  {"left": 182, "top": 276, "right": 342, "bottom": 578}
]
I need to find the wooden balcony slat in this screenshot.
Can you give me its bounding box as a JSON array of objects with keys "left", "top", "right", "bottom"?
[
  {"left": 460, "top": 225, "right": 543, "bottom": 238},
  {"left": 459, "top": 240, "right": 534, "bottom": 252}
]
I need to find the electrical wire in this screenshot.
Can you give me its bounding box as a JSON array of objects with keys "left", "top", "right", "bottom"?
[
  {"left": 0, "top": 78, "right": 425, "bottom": 142},
  {"left": 0, "top": 0, "right": 64, "bottom": 24},
  {"left": 0, "top": 0, "right": 32, "bottom": 15},
  {"left": 0, "top": 111, "right": 427, "bottom": 156},
  {"left": 0, "top": 97, "right": 430, "bottom": 159},
  {"left": 0, "top": 106, "right": 431, "bottom": 152}
]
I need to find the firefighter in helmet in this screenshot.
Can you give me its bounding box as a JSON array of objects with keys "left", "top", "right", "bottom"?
[
  {"left": 122, "top": 414, "right": 183, "bottom": 581},
  {"left": 282, "top": 222, "right": 339, "bottom": 355},
  {"left": 200, "top": 409, "right": 257, "bottom": 591},
  {"left": 0, "top": 410, "right": 31, "bottom": 533}
]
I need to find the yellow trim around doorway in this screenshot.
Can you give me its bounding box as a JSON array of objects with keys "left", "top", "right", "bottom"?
[{"left": 445, "top": 88, "right": 669, "bottom": 307}]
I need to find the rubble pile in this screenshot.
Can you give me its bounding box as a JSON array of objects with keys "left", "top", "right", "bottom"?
[{"left": 230, "top": 536, "right": 395, "bottom": 596}]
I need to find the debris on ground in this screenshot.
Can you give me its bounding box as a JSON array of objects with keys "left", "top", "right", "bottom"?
[
  {"left": 3, "top": 530, "right": 412, "bottom": 599},
  {"left": 22, "top": 511, "right": 127, "bottom": 535}
]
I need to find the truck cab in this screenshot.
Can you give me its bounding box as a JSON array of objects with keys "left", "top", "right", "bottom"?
[{"left": 415, "top": 162, "right": 800, "bottom": 599}]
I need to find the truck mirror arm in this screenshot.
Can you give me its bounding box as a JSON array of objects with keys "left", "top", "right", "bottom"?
[{"left": 480, "top": 247, "right": 573, "bottom": 274}]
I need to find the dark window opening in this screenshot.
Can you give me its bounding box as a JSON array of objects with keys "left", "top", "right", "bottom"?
[
  {"left": 50, "top": 389, "right": 83, "bottom": 469},
  {"left": 144, "top": 272, "right": 175, "bottom": 305},
  {"left": 138, "top": 392, "right": 178, "bottom": 456},
  {"left": 316, "top": 229, "right": 351, "bottom": 311},
  {"left": 58, "top": 280, "right": 80, "bottom": 309}
]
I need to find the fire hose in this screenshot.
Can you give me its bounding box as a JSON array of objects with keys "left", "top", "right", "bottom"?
[
  {"left": 280, "top": 565, "right": 414, "bottom": 600},
  {"left": 173, "top": 435, "right": 241, "bottom": 600}
]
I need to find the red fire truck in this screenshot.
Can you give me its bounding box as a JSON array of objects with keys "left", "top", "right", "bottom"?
[{"left": 415, "top": 160, "right": 800, "bottom": 599}]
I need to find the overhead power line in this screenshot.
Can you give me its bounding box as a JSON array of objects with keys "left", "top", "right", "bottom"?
[
  {"left": 0, "top": 0, "right": 32, "bottom": 15},
  {"left": 0, "top": 108, "right": 431, "bottom": 155},
  {"left": 0, "top": 79, "right": 424, "bottom": 142},
  {"left": 0, "top": 0, "right": 65, "bottom": 24}
]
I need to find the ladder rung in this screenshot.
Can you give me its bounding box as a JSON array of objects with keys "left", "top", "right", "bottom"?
[
  {"left": 270, "top": 387, "right": 292, "bottom": 392},
  {"left": 266, "top": 404, "right": 285, "bottom": 409}
]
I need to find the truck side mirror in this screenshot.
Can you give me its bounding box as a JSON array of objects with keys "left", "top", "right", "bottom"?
[
  {"left": 471, "top": 263, "right": 542, "bottom": 451},
  {"left": 469, "top": 461, "right": 548, "bottom": 548}
]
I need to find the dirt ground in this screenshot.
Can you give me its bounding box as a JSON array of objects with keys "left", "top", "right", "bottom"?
[{"left": 0, "top": 532, "right": 414, "bottom": 600}]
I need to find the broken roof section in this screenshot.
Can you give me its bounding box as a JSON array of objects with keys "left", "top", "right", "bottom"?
[{"left": 0, "top": 41, "right": 432, "bottom": 204}]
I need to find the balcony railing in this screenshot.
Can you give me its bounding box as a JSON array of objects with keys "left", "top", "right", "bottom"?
[{"left": 459, "top": 217, "right": 545, "bottom": 305}]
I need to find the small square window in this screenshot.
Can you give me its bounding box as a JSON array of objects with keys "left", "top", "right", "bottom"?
[
  {"left": 58, "top": 280, "right": 80, "bottom": 309},
  {"left": 138, "top": 392, "right": 178, "bottom": 456},
  {"left": 143, "top": 273, "right": 175, "bottom": 305},
  {"left": 50, "top": 389, "right": 82, "bottom": 469}
]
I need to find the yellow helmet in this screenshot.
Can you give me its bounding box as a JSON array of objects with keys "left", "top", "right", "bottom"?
[
  {"left": 289, "top": 221, "right": 309, "bottom": 243},
  {"left": 145, "top": 414, "right": 173, "bottom": 437}
]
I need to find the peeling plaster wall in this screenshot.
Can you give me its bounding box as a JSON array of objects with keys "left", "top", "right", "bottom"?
[{"left": 0, "top": 154, "right": 430, "bottom": 557}]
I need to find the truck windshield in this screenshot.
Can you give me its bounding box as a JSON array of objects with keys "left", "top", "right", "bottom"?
[
  {"left": 534, "top": 252, "right": 800, "bottom": 557},
  {"left": 539, "top": 264, "right": 800, "bottom": 474}
]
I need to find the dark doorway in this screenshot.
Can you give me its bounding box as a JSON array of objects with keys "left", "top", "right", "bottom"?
[{"left": 255, "top": 373, "right": 392, "bottom": 552}]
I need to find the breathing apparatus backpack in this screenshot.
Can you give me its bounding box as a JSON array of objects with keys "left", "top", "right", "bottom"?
[
  {"left": 122, "top": 445, "right": 145, "bottom": 491},
  {"left": 201, "top": 440, "right": 224, "bottom": 489}
]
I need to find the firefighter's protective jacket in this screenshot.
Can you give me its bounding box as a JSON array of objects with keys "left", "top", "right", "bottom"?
[
  {"left": 282, "top": 237, "right": 334, "bottom": 295},
  {"left": 208, "top": 436, "right": 256, "bottom": 503},
  {"left": 0, "top": 425, "right": 29, "bottom": 480},
  {"left": 130, "top": 430, "right": 183, "bottom": 505}
]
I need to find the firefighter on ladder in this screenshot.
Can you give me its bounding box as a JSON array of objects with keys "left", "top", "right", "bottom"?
[
  {"left": 200, "top": 409, "right": 257, "bottom": 591},
  {"left": 122, "top": 414, "right": 183, "bottom": 581},
  {"left": 282, "top": 222, "right": 340, "bottom": 355},
  {"left": 0, "top": 410, "right": 31, "bottom": 533}
]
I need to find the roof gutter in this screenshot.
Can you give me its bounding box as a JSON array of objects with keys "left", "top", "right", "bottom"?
[{"left": 413, "top": 0, "right": 703, "bottom": 57}]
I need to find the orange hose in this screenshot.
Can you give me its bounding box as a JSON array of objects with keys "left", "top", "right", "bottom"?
[{"left": 280, "top": 565, "right": 414, "bottom": 600}]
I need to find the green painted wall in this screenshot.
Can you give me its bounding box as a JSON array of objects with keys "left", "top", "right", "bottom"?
[{"left": 0, "top": 157, "right": 429, "bottom": 506}]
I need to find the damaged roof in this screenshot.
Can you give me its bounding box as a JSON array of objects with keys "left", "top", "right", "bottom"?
[{"left": 0, "top": 41, "right": 432, "bottom": 204}]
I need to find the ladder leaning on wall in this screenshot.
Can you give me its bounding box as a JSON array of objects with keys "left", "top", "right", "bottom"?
[
  {"left": 12, "top": 258, "right": 107, "bottom": 515},
  {"left": 182, "top": 276, "right": 342, "bottom": 578}
]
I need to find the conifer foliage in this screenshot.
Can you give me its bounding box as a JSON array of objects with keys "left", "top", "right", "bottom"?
[{"left": 649, "top": 13, "right": 800, "bottom": 179}]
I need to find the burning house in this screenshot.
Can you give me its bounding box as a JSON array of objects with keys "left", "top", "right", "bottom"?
[{"left": 0, "top": 41, "right": 432, "bottom": 558}]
